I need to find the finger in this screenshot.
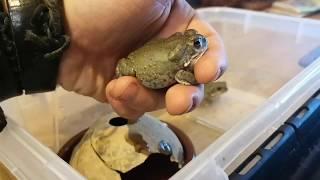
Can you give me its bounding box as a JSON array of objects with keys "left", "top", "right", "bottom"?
[
  {"left": 107, "top": 98, "right": 143, "bottom": 123},
  {"left": 105, "top": 76, "right": 165, "bottom": 113},
  {"left": 188, "top": 15, "right": 228, "bottom": 83},
  {"left": 166, "top": 84, "right": 204, "bottom": 115},
  {"left": 155, "top": 0, "right": 195, "bottom": 38}
]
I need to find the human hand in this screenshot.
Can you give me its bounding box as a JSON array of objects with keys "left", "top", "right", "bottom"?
[{"left": 59, "top": 0, "right": 227, "bottom": 120}]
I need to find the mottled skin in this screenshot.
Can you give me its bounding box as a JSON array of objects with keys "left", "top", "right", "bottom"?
[
  {"left": 203, "top": 81, "right": 228, "bottom": 103},
  {"left": 116, "top": 29, "right": 208, "bottom": 89}
]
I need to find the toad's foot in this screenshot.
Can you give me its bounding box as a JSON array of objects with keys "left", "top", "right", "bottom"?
[
  {"left": 175, "top": 70, "right": 197, "bottom": 86},
  {"left": 116, "top": 58, "right": 136, "bottom": 78}
]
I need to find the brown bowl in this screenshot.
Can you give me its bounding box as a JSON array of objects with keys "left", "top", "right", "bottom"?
[{"left": 58, "top": 122, "right": 195, "bottom": 180}]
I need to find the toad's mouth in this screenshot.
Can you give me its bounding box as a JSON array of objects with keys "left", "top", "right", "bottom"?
[{"left": 184, "top": 48, "right": 208, "bottom": 67}]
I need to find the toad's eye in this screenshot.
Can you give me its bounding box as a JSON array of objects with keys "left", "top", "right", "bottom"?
[{"left": 193, "top": 38, "right": 203, "bottom": 49}]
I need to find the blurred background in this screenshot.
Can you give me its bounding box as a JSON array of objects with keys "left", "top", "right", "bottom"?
[{"left": 186, "top": 0, "right": 320, "bottom": 18}]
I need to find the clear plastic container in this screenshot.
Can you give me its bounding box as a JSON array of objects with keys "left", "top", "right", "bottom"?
[
  {"left": 171, "top": 7, "right": 320, "bottom": 179},
  {"left": 1, "top": 89, "right": 114, "bottom": 152},
  {"left": 1, "top": 7, "right": 320, "bottom": 180},
  {"left": 0, "top": 117, "right": 84, "bottom": 180}
]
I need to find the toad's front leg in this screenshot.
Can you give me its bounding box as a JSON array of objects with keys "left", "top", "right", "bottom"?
[
  {"left": 116, "top": 58, "right": 136, "bottom": 77},
  {"left": 175, "top": 70, "right": 198, "bottom": 86}
]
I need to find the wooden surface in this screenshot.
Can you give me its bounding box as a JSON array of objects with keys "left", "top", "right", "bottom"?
[{"left": 0, "top": 162, "right": 16, "bottom": 180}]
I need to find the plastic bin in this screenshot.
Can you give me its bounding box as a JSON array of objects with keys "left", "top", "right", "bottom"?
[
  {"left": 171, "top": 8, "right": 320, "bottom": 179},
  {"left": 1, "top": 7, "right": 320, "bottom": 180},
  {"left": 0, "top": 117, "right": 84, "bottom": 179},
  {"left": 229, "top": 93, "right": 320, "bottom": 180}
]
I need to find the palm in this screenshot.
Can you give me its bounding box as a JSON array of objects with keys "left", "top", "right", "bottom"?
[{"left": 59, "top": 0, "right": 227, "bottom": 119}]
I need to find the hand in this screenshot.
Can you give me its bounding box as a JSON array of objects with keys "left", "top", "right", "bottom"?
[{"left": 59, "top": 0, "right": 227, "bottom": 120}]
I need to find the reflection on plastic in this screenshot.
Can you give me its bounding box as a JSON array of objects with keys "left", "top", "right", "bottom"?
[
  {"left": 191, "top": 160, "right": 228, "bottom": 180},
  {"left": 170, "top": 158, "right": 228, "bottom": 180},
  {"left": 239, "top": 155, "right": 262, "bottom": 175},
  {"left": 264, "top": 133, "right": 283, "bottom": 150},
  {"left": 298, "top": 46, "right": 320, "bottom": 68}
]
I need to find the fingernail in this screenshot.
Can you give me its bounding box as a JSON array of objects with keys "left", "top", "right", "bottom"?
[
  {"left": 186, "top": 95, "right": 198, "bottom": 113},
  {"left": 117, "top": 82, "right": 139, "bottom": 101}
]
